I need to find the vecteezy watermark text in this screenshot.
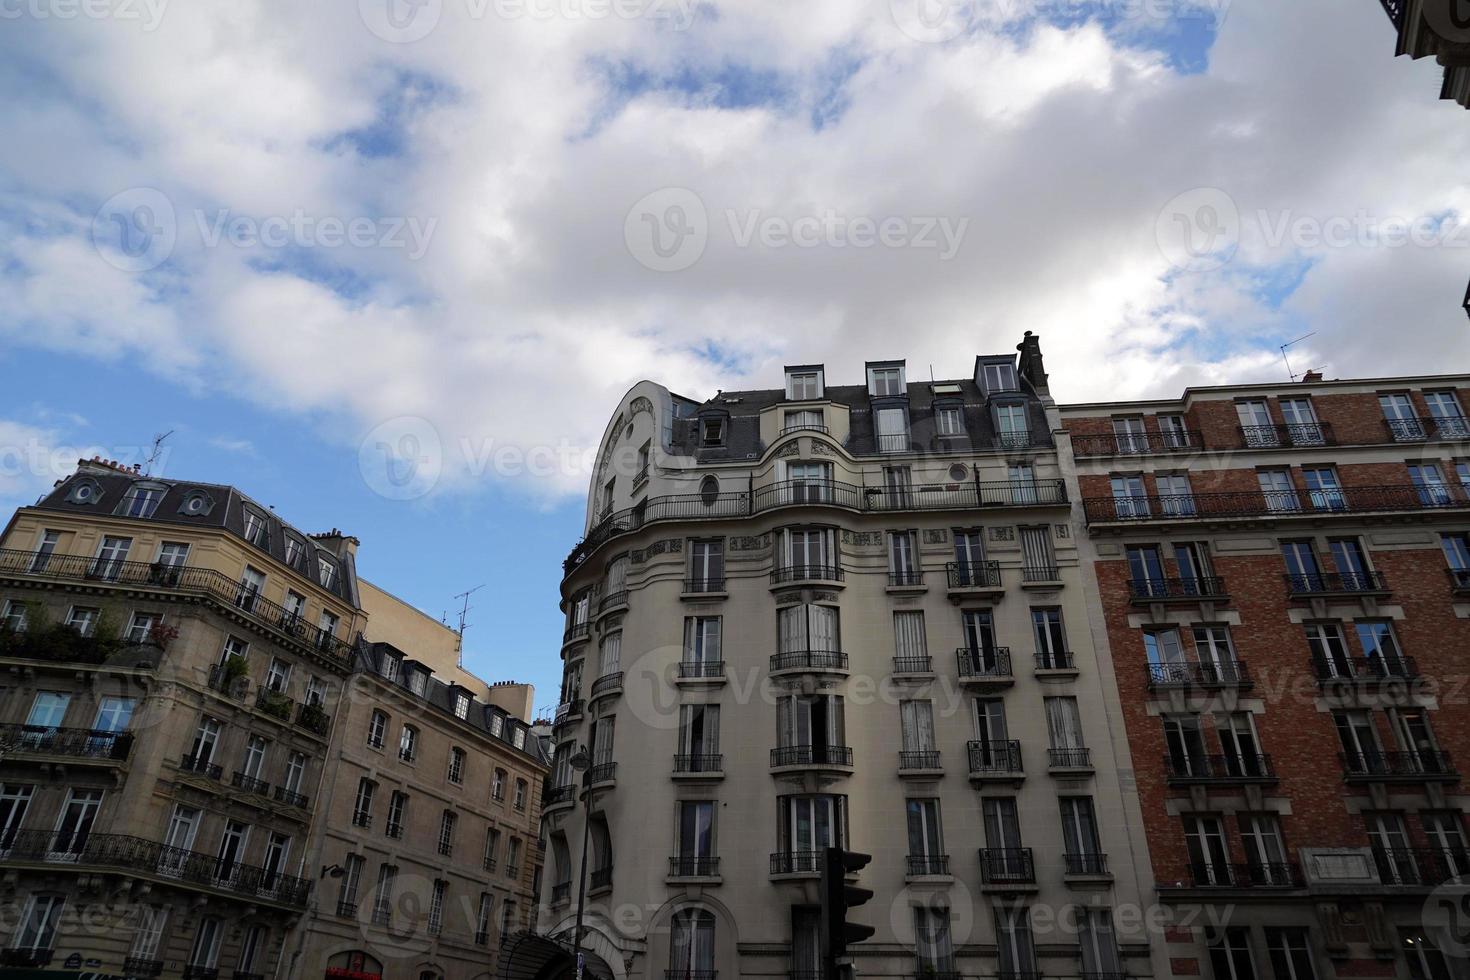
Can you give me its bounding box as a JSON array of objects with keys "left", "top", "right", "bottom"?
[
  {"left": 357, "top": 0, "right": 695, "bottom": 43},
  {"left": 0, "top": 0, "right": 167, "bottom": 30},
  {"left": 888, "top": 0, "right": 1229, "bottom": 44},
  {"left": 195, "top": 209, "right": 437, "bottom": 260}
]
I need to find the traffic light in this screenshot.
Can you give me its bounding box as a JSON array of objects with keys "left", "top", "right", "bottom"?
[{"left": 820, "top": 846, "right": 876, "bottom": 976}]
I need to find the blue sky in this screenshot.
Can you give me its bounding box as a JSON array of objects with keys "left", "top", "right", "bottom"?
[{"left": 2, "top": 0, "right": 1469, "bottom": 718}]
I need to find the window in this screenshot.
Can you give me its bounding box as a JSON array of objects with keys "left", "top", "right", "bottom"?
[
  {"left": 899, "top": 700, "right": 937, "bottom": 763},
  {"left": 893, "top": 610, "right": 928, "bottom": 669},
  {"left": 244, "top": 510, "right": 268, "bottom": 547},
  {"left": 284, "top": 535, "right": 304, "bottom": 567},
  {"left": 156, "top": 540, "right": 189, "bottom": 568},
  {"left": 399, "top": 725, "right": 418, "bottom": 762},
  {"left": 1280, "top": 540, "right": 1322, "bottom": 589},
  {"left": 1333, "top": 710, "right": 1383, "bottom": 770},
  {"left": 1113, "top": 417, "right": 1147, "bottom": 454},
  {"left": 367, "top": 710, "right": 387, "bottom": 749},
  {"left": 448, "top": 747, "right": 466, "bottom": 784},
  {"left": 492, "top": 769, "right": 506, "bottom": 801},
  {"left": 353, "top": 779, "right": 375, "bottom": 827},
  {"left": 506, "top": 837, "right": 522, "bottom": 874},
  {"left": 1409, "top": 462, "right": 1453, "bottom": 506},
  {"left": 334, "top": 854, "right": 365, "bottom": 913},
  {"left": 1355, "top": 621, "right": 1406, "bottom": 676},
  {"left": 635, "top": 441, "right": 650, "bottom": 480},
  {"left": 1059, "top": 797, "right": 1103, "bottom": 870},
  {"left": 981, "top": 361, "right": 1019, "bottom": 393},
  {"left": 997, "top": 906, "right": 1038, "bottom": 978},
  {"left": 381, "top": 654, "right": 400, "bottom": 683},
  {"left": 935, "top": 405, "right": 963, "bottom": 436},
  {"left": 777, "top": 795, "right": 848, "bottom": 859},
  {"left": 684, "top": 616, "right": 722, "bottom": 669},
  {"left": 266, "top": 657, "right": 291, "bottom": 692},
  {"left": 0, "top": 783, "right": 34, "bottom": 849},
  {"left": 119, "top": 483, "right": 165, "bottom": 518},
  {"left": 1044, "top": 697, "right": 1086, "bottom": 764},
  {"left": 913, "top": 905, "right": 955, "bottom": 974},
  {"left": 786, "top": 369, "right": 823, "bottom": 400},
  {"left": 1210, "top": 927, "right": 1258, "bottom": 980},
  {"left": 869, "top": 365, "right": 905, "bottom": 397},
  {"left": 385, "top": 791, "right": 407, "bottom": 838},
  {"left": 454, "top": 692, "right": 470, "bottom": 719},
  {"left": 784, "top": 408, "right": 824, "bottom": 432},
  {"left": 792, "top": 907, "right": 822, "bottom": 978},
  {"left": 1155, "top": 472, "right": 1195, "bottom": 515},
  {"left": 476, "top": 893, "right": 494, "bottom": 944},
  {"left": 777, "top": 602, "right": 840, "bottom": 658},
  {"left": 1159, "top": 413, "right": 1191, "bottom": 448},
  {"left": 129, "top": 905, "right": 168, "bottom": 961},
  {"left": 237, "top": 925, "right": 266, "bottom": 975},
  {"left": 670, "top": 909, "right": 716, "bottom": 976},
  {"left": 1240, "top": 813, "right": 1289, "bottom": 882},
  {"left": 65, "top": 605, "right": 98, "bottom": 636},
  {"left": 776, "top": 693, "right": 846, "bottom": 760},
  {"left": 242, "top": 735, "right": 268, "bottom": 779},
  {"left": 26, "top": 691, "right": 70, "bottom": 728},
  {"left": 1079, "top": 909, "right": 1123, "bottom": 978},
  {"left": 484, "top": 828, "right": 501, "bottom": 869},
  {"left": 1306, "top": 623, "right": 1352, "bottom": 677},
  {"left": 1236, "top": 399, "right": 1277, "bottom": 446},
  {"left": 284, "top": 752, "right": 306, "bottom": 795},
  {"left": 318, "top": 609, "right": 340, "bottom": 644},
  {"left": 14, "top": 894, "right": 64, "bottom": 954},
  {"left": 1381, "top": 393, "right": 1424, "bottom": 440},
  {"left": 889, "top": 530, "right": 920, "bottom": 585},
  {"left": 876, "top": 406, "right": 909, "bottom": 453},
  {"left": 1032, "top": 609, "right": 1068, "bottom": 668},
  {"left": 2, "top": 599, "right": 27, "bottom": 631},
  {"left": 1258, "top": 469, "right": 1299, "bottom": 512},
  {"left": 318, "top": 557, "right": 337, "bottom": 590},
  {"left": 678, "top": 704, "right": 721, "bottom": 762},
  {"left": 1110, "top": 474, "right": 1148, "bottom": 518},
  {"left": 1019, "top": 525, "right": 1056, "bottom": 580},
  {"left": 905, "top": 798, "right": 945, "bottom": 870},
  {"left": 372, "top": 864, "right": 397, "bottom": 926},
  {"left": 687, "top": 539, "right": 724, "bottom": 591},
  {"left": 1426, "top": 391, "right": 1469, "bottom": 437},
  {"left": 408, "top": 668, "right": 427, "bottom": 696},
  {"left": 599, "top": 632, "right": 622, "bottom": 678},
  {"left": 499, "top": 900, "right": 516, "bottom": 935},
  {"left": 438, "top": 811, "right": 456, "bottom": 856},
  {"left": 30, "top": 530, "right": 61, "bottom": 572},
  {"left": 995, "top": 403, "right": 1029, "bottom": 447},
  {"left": 188, "top": 917, "right": 223, "bottom": 971},
  {"left": 304, "top": 674, "right": 326, "bottom": 707},
  {"left": 514, "top": 779, "right": 528, "bottom": 810},
  {"left": 700, "top": 417, "right": 725, "bottom": 446},
  {"left": 189, "top": 717, "right": 221, "bottom": 766},
  {"left": 677, "top": 800, "right": 716, "bottom": 873}
]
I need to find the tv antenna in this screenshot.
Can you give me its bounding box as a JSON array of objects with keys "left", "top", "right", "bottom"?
[
  {"left": 452, "top": 585, "right": 485, "bottom": 667},
  {"left": 143, "top": 430, "right": 174, "bottom": 477},
  {"left": 1279, "top": 333, "right": 1322, "bottom": 382}
]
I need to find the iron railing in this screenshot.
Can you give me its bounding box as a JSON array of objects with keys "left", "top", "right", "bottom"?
[
  {"left": 979, "top": 847, "right": 1035, "bottom": 884},
  {"left": 1022, "top": 564, "right": 1060, "bottom": 583},
  {"left": 588, "top": 762, "right": 617, "bottom": 784},
  {"left": 1233, "top": 861, "right": 1301, "bottom": 887},
  {"left": 0, "top": 724, "right": 133, "bottom": 761},
  {"left": 1386, "top": 416, "right": 1470, "bottom": 441},
  {"left": 770, "top": 649, "right": 849, "bottom": 673},
  {"left": 770, "top": 850, "right": 823, "bottom": 874},
  {"left": 273, "top": 786, "right": 309, "bottom": 808},
  {"left": 1342, "top": 750, "right": 1457, "bottom": 779},
  {"left": 599, "top": 590, "right": 628, "bottom": 611},
  {"left": 591, "top": 673, "right": 623, "bottom": 698},
  {"left": 1071, "top": 430, "right": 1200, "bottom": 456},
  {"left": 893, "top": 655, "right": 933, "bottom": 674},
  {"left": 180, "top": 753, "right": 223, "bottom": 780},
  {"left": 1085, "top": 484, "right": 1470, "bottom": 523},
  {"left": 947, "top": 561, "right": 1002, "bottom": 589},
  {"left": 562, "top": 622, "right": 590, "bottom": 644},
  {"left": 255, "top": 689, "right": 293, "bottom": 721},
  {"left": 669, "top": 855, "right": 720, "bottom": 877},
  {"left": 1238, "top": 422, "right": 1333, "bottom": 448},
  {"left": 1129, "top": 576, "right": 1228, "bottom": 601},
  {"left": 590, "top": 866, "right": 613, "bottom": 890},
  {"left": 677, "top": 660, "right": 725, "bottom": 679},
  {"left": 0, "top": 548, "right": 352, "bottom": 663},
  {"left": 1065, "top": 852, "right": 1110, "bottom": 876},
  {"left": 956, "top": 647, "right": 1012, "bottom": 682},
  {"left": 1373, "top": 847, "right": 1470, "bottom": 887},
  {"left": 1311, "top": 655, "right": 1419, "bottom": 683},
  {"left": 1049, "top": 747, "right": 1092, "bottom": 769},
  {"left": 1164, "top": 754, "right": 1276, "bottom": 782},
  {"left": 906, "top": 854, "right": 950, "bottom": 876},
  {"left": 770, "top": 564, "right": 845, "bottom": 584},
  {"left": 968, "top": 740, "right": 1023, "bottom": 776},
  {"left": 899, "top": 750, "right": 942, "bottom": 770},
  {"left": 673, "top": 754, "right": 723, "bottom": 774},
  {"left": 1035, "top": 650, "right": 1075, "bottom": 670},
  {"left": 1146, "top": 661, "right": 1251, "bottom": 689},
  {"left": 231, "top": 771, "right": 270, "bottom": 796},
  {"left": 771, "top": 745, "right": 853, "bottom": 768},
  {"left": 296, "top": 703, "right": 330, "bottom": 736},
  {"left": 888, "top": 569, "right": 924, "bottom": 587},
  {"left": 2, "top": 829, "right": 309, "bottom": 906},
  {"left": 1285, "top": 570, "right": 1388, "bottom": 595},
  {"left": 682, "top": 577, "right": 726, "bottom": 594}
]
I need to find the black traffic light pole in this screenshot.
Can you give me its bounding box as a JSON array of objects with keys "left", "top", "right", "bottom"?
[{"left": 819, "top": 847, "right": 876, "bottom": 980}]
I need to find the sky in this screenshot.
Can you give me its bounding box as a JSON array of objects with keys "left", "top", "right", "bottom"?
[{"left": 1, "top": 0, "right": 1468, "bottom": 718}]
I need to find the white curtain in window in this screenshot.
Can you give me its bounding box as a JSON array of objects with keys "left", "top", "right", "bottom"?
[
  {"left": 599, "top": 633, "right": 621, "bottom": 676},
  {"left": 894, "top": 612, "right": 927, "bottom": 658},
  {"left": 1044, "top": 697, "right": 1084, "bottom": 749}
]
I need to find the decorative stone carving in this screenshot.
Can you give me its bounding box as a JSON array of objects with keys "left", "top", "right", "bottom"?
[
  {"left": 730, "top": 534, "right": 771, "bottom": 551},
  {"left": 840, "top": 530, "right": 883, "bottom": 547},
  {"left": 810, "top": 441, "right": 835, "bottom": 456},
  {"left": 988, "top": 526, "right": 1015, "bottom": 542},
  {"left": 922, "top": 529, "right": 949, "bottom": 545},
  {"left": 629, "top": 396, "right": 653, "bottom": 418},
  {"left": 776, "top": 442, "right": 800, "bottom": 457},
  {"left": 1054, "top": 523, "right": 1070, "bottom": 539}
]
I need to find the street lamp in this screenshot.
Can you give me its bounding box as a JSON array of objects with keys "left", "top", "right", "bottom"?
[{"left": 567, "top": 736, "right": 595, "bottom": 974}]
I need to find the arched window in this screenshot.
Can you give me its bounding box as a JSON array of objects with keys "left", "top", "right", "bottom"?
[{"left": 670, "top": 909, "right": 715, "bottom": 975}]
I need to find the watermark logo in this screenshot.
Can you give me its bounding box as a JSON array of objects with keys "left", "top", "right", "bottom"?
[
  {"left": 890, "top": 0, "right": 974, "bottom": 43},
  {"left": 359, "top": 0, "right": 442, "bottom": 42},
  {"left": 624, "top": 187, "right": 708, "bottom": 272},
  {"left": 359, "top": 416, "right": 443, "bottom": 501},
  {"left": 1423, "top": 879, "right": 1470, "bottom": 959},
  {"left": 1155, "top": 186, "right": 1239, "bottom": 274},
  {"left": 1424, "top": 0, "right": 1470, "bottom": 43},
  {"left": 92, "top": 187, "right": 177, "bottom": 273}
]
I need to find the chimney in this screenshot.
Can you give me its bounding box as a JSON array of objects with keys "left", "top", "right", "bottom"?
[
  {"left": 1016, "top": 331, "right": 1049, "bottom": 394},
  {"left": 1302, "top": 370, "right": 1324, "bottom": 383}
]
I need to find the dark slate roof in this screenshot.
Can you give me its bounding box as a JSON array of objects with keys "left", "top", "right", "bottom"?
[
  {"left": 31, "top": 467, "right": 359, "bottom": 606},
  {"left": 359, "top": 641, "right": 547, "bottom": 765},
  {"left": 668, "top": 377, "right": 1050, "bottom": 461}
]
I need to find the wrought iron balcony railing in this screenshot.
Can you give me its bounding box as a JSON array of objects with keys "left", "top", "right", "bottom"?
[
  {"left": 893, "top": 655, "right": 933, "bottom": 674},
  {"left": 673, "top": 754, "right": 724, "bottom": 774},
  {"left": 1021, "top": 564, "right": 1060, "bottom": 583},
  {"left": 1071, "top": 430, "right": 1201, "bottom": 457},
  {"left": 1238, "top": 422, "right": 1333, "bottom": 448},
  {"left": 956, "top": 647, "right": 1012, "bottom": 682},
  {"left": 1165, "top": 753, "right": 1276, "bottom": 783},
  {"left": 1085, "top": 484, "right": 1470, "bottom": 523},
  {"left": 677, "top": 659, "right": 725, "bottom": 679},
  {"left": 946, "top": 561, "right": 1002, "bottom": 589},
  {"left": 771, "top": 745, "right": 853, "bottom": 768},
  {"left": 0, "top": 548, "right": 352, "bottom": 663},
  {"left": 906, "top": 854, "right": 950, "bottom": 876},
  {"left": 231, "top": 771, "right": 270, "bottom": 796},
  {"left": 1034, "top": 650, "right": 1075, "bottom": 670},
  {"left": 0, "top": 724, "right": 133, "bottom": 761},
  {"left": 770, "top": 563, "right": 845, "bottom": 584},
  {"left": 599, "top": 590, "right": 628, "bottom": 612},
  {"left": 1342, "top": 750, "right": 1458, "bottom": 780},
  {"left": 588, "top": 762, "right": 617, "bottom": 784},
  {"left": 1129, "top": 576, "right": 1228, "bottom": 602},
  {"left": 968, "top": 739, "right": 1023, "bottom": 776},
  {"left": 682, "top": 577, "right": 726, "bottom": 594},
  {"left": 1386, "top": 416, "right": 1470, "bottom": 442},
  {"left": 1285, "top": 570, "right": 1389, "bottom": 595},
  {"left": 770, "top": 649, "right": 849, "bottom": 673},
  {"left": 180, "top": 753, "right": 223, "bottom": 780},
  {"left": 770, "top": 850, "right": 823, "bottom": 875},
  {"left": 979, "top": 847, "right": 1035, "bottom": 884},
  {"left": 1373, "top": 847, "right": 1470, "bottom": 887},
  {"left": 1049, "top": 747, "right": 1092, "bottom": 769},
  {"left": 1065, "top": 852, "right": 1110, "bottom": 876},
  {"left": 590, "top": 672, "right": 623, "bottom": 698},
  {"left": 669, "top": 855, "right": 720, "bottom": 877},
  {"left": 888, "top": 569, "right": 924, "bottom": 587},
  {"left": 272, "top": 786, "right": 309, "bottom": 809},
  {"left": 2, "top": 829, "right": 310, "bottom": 907},
  {"left": 562, "top": 622, "right": 590, "bottom": 644},
  {"left": 899, "top": 750, "right": 942, "bottom": 770},
  {"left": 1311, "top": 654, "right": 1419, "bottom": 683},
  {"left": 1145, "top": 660, "right": 1251, "bottom": 690}
]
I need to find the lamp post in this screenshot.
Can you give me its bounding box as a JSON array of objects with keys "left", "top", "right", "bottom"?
[{"left": 567, "top": 724, "right": 598, "bottom": 975}]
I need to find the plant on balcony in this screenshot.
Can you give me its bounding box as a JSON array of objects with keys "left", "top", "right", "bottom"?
[
  {"left": 93, "top": 606, "right": 124, "bottom": 645},
  {"left": 298, "top": 702, "right": 329, "bottom": 734},
  {"left": 257, "top": 690, "right": 291, "bottom": 720},
  {"left": 147, "top": 620, "right": 181, "bottom": 651}
]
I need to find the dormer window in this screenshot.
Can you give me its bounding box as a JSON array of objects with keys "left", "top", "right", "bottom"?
[
  {"left": 117, "top": 483, "right": 165, "bottom": 518},
  {"left": 981, "top": 361, "right": 1019, "bottom": 394},
  {"left": 243, "top": 510, "right": 268, "bottom": 548},
  {"left": 178, "top": 489, "right": 215, "bottom": 517},
  {"left": 454, "top": 693, "right": 470, "bottom": 719},
  {"left": 869, "top": 366, "right": 905, "bottom": 397},
  {"left": 600, "top": 478, "right": 615, "bottom": 516},
  {"left": 786, "top": 368, "right": 824, "bottom": 401},
  {"left": 318, "top": 557, "right": 338, "bottom": 590},
  {"left": 409, "top": 669, "right": 427, "bottom": 697},
  {"left": 700, "top": 418, "right": 725, "bottom": 446},
  {"left": 936, "top": 405, "right": 964, "bottom": 437},
  {"left": 284, "top": 536, "right": 304, "bottom": 567},
  {"left": 382, "top": 654, "right": 401, "bottom": 683}
]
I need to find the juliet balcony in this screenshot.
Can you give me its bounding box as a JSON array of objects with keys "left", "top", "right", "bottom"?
[
  {"left": 1145, "top": 660, "right": 1252, "bottom": 692},
  {"left": 1342, "top": 750, "right": 1459, "bottom": 784},
  {"left": 1164, "top": 753, "right": 1277, "bottom": 786},
  {"left": 956, "top": 648, "right": 1013, "bottom": 687},
  {"left": 1084, "top": 484, "right": 1470, "bottom": 525},
  {"left": 978, "top": 847, "right": 1036, "bottom": 891},
  {"left": 968, "top": 739, "right": 1023, "bottom": 784},
  {"left": 1129, "top": 576, "right": 1229, "bottom": 604},
  {"left": 0, "top": 724, "right": 133, "bottom": 763},
  {"left": 1175, "top": 861, "right": 1303, "bottom": 889},
  {"left": 1284, "top": 570, "right": 1390, "bottom": 598},
  {"left": 770, "top": 744, "right": 854, "bottom": 773},
  {"left": 1237, "top": 422, "right": 1334, "bottom": 449},
  {"left": 1311, "top": 654, "right": 1419, "bottom": 687},
  {"left": 946, "top": 561, "right": 1003, "bottom": 596},
  {"left": 1071, "top": 429, "right": 1202, "bottom": 457}
]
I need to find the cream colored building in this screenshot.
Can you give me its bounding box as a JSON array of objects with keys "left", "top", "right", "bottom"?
[{"left": 533, "top": 335, "right": 1163, "bottom": 980}]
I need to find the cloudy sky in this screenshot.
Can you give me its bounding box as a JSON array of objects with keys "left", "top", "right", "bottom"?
[{"left": 1, "top": 0, "right": 1467, "bottom": 710}]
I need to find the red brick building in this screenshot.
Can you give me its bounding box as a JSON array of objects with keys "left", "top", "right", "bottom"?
[{"left": 1061, "top": 374, "right": 1470, "bottom": 980}]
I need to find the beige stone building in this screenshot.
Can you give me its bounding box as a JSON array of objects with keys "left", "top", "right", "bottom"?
[
  {"left": 0, "top": 458, "right": 546, "bottom": 980},
  {"left": 533, "top": 336, "right": 1163, "bottom": 980}
]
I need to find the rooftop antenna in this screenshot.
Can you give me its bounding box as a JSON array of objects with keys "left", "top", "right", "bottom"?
[
  {"left": 143, "top": 430, "right": 174, "bottom": 477},
  {"left": 452, "top": 585, "right": 485, "bottom": 667},
  {"left": 1279, "top": 333, "right": 1319, "bottom": 382}
]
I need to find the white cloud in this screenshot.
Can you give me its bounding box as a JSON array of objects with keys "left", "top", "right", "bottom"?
[{"left": 1, "top": 0, "right": 1467, "bottom": 502}]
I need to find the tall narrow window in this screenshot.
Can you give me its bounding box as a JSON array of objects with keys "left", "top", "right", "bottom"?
[
  {"left": 913, "top": 905, "right": 955, "bottom": 974},
  {"left": 1032, "top": 609, "right": 1068, "bottom": 669},
  {"left": 905, "top": 798, "right": 945, "bottom": 874},
  {"left": 678, "top": 704, "right": 721, "bottom": 771},
  {"left": 337, "top": 854, "right": 364, "bottom": 913},
  {"left": 1019, "top": 525, "right": 1056, "bottom": 580},
  {"left": 670, "top": 910, "right": 716, "bottom": 976},
  {"left": 1380, "top": 393, "right": 1424, "bottom": 441},
  {"left": 889, "top": 530, "right": 920, "bottom": 585},
  {"left": 448, "top": 747, "right": 466, "bottom": 785},
  {"left": 14, "top": 895, "right": 64, "bottom": 955},
  {"left": 1209, "top": 928, "right": 1259, "bottom": 980},
  {"left": 899, "top": 700, "right": 937, "bottom": 769},
  {"left": 372, "top": 864, "right": 397, "bottom": 926},
  {"left": 893, "top": 611, "right": 929, "bottom": 671},
  {"left": 1265, "top": 929, "right": 1317, "bottom": 980},
  {"left": 1044, "top": 697, "right": 1087, "bottom": 767},
  {"left": 1236, "top": 400, "right": 1276, "bottom": 447},
  {"left": 1183, "top": 814, "right": 1231, "bottom": 885},
  {"left": 996, "top": 906, "right": 1038, "bottom": 979},
  {"left": 1059, "top": 797, "right": 1104, "bottom": 874},
  {"left": 683, "top": 617, "right": 722, "bottom": 675},
  {"left": 677, "top": 800, "right": 716, "bottom": 875}
]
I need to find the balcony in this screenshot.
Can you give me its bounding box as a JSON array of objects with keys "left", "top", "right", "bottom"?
[
  {"left": 780, "top": 421, "right": 829, "bottom": 436},
  {"left": 945, "top": 561, "right": 1003, "bottom": 593},
  {"left": 755, "top": 480, "right": 864, "bottom": 512},
  {"left": 1184, "top": 862, "right": 1301, "bottom": 889},
  {"left": 770, "top": 745, "right": 853, "bottom": 771},
  {"left": 273, "top": 786, "right": 308, "bottom": 809},
  {"left": 968, "top": 740, "right": 1023, "bottom": 783},
  {"left": 1129, "top": 576, "right": 1229, "bottom": 604},
  {"left": 770, "top": 850, "right": 823, "bottom": 876},
  {"left": 2, "top": 829, "right": 310, "bottom": 907},
  {"left": 899, "top": 750, "right": 943, "bottom": 774},
  {"left": 0, "top": 724, "right": 134, "bottom": 762},
  {"left": 1165, "top": 754, "right": 1277, "bottom": 785},
  {"left": 1238, "top": 422, "right": 1334, "bottom": 448},
  {"left": 1285, "top": 570, "right": 1389, "bottom": 598},
  {"left": 1034, "top": 650, "right": 1076, "bottom": 672},
  {"left": 599, "top": 590, "right": 628, "bottom": 613},
  {"left": 673, "top": 754, "right": 724, "bottom": 777},
  {"left": 892, "top": 655, "right": 934, "bottom": 676},
  {"left": 979, "top": 847, "right": 1036, "bottom": 889},
  {"left": 1373, "top": 847, "right": 1470, "bottom": 887},
  {"left": 562, "top": 622, "right": 590, "bottom": 645},
  {"left": 1312, "top": 655, "right": 1419, "bottom": 687},
  {"left": 0, "top": 548, "right": 354, "bottom": 663},
  {"left": 1145, "top": 660, "right": 1251, "bottom": 691},
  {"left": 254, "top": 688, "right": 293, "bottom": 722},
  {"left": 296, "top": 703, "right": 331, "bottom": 737},
  {"left": 669, "top": 855, "right": 720, "bottom": 878},
  {"left": 1342, "top": 750, "right": 1459, "bottom": 783},
  {"left": 888, "top": 569, "right": 925, "bottom": 589},
  {"left": 590, "top": 672, "right": 623, "bottom": 701},
  {"left": 386, "top": 822, "right": 404, "bottom": 839},
  {"left": 866, "top": 479, "right": 1069, "bottom": 511},
  {"left": 207, "top": 663, "right": 250, "bottom": 700},
  {"left": 770, "top": 563, "right": 845, "bottom": 586},
  {"left": 1071, "top": 430, "right": 1201, "bottom": 457},
  {"left": 180, "top": 753, "right": 223, "bottom": 781},
  {"left": 956, "top": 648, "right": 1013, "bottom": 686},
  {"left": 351, "top": 811, "right": 371, "bottom": 829},
  {"left": 590, "top": 865, "right": 613, "bottom": 891},
  {"left": 588, "top": 762, "right": 617, "bottom": 786},
  {"left": 682, "top": 577, "right": 726, "bottom": 596},
  {"left": 1064, "top": 852, "right": 1111, "bottom": 878},
  {"left": 551, "top": 882, "right": 571, "bottom": 904},
  {"left": 1386, "top": 416, "right": 1470, "bottom": 442},
  {"left": 906, "top": 854, "right": 950, "bottom": 877},
  {"left": 124, "top": 957, "right": 165, "bottom": 977},
  {"left": 1084, "top": 484, "right": 1470, "bottom": 525},
  {"left": 1022, "top": 564, "right": 1061, "bottom": 585},
  {"left": 1048, "top": 747, "right": 1093, "bottom": 772},
  {"left": 769, "top": 649, "right": 849, "bottom": 676},
  {"left": 676, "top": 660, "right": 726, "bottom": 682},
  {"left": 230, "top": 771, "right": 270, "bottom": 796}
]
